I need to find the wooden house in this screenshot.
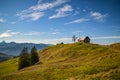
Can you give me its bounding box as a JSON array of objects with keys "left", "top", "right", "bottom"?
[{"left": 78, "top": 36, "right": 90, "bottom": 43}]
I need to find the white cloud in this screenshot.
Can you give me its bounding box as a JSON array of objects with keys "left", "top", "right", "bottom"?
[
  {"left": 17, "top": 0, "right": 69, "bottom": 21},
  {"left": 10, "top": 22, "right": 16, "bottom": 24},
  {"left": 28, "top": 12, "right": 44, "bottom": 21},
  {"left": 0, "top": 30, "right": 20, "bottom": 38},
  {"left": 90, "top": 11, "right": 107, "bottom": 21},
  {"left": 30, "top": 0, "right": 69, "bottom": 11},
  {"left": 0, "top": 30, "right": 45, "bottom": 38},
  {"left": 49, "top": 4, "right": 73, "bottom": 19},
  {"left": 17, "top": 11, "right": 44, "bottom": 21},
  {"left": 22, "top": 31, "right": 42, "bottom": 36},
  {"left": 9, "top": 21, "right": 18, "bottom": 24},
  {"left": 6, "top": 37, "right": 71, "bottom": 44},
  {"left": 50, "top": 29, "right": 61, "bottom": 35},
  {"left": 73, "top": 31, "right": 83, "bottom": 34},
  {"left": 0, "top": 18, "right": 5, "bottom": 23},
  {"left": 73, "top": 11, "right": 79, "bottom": 15},
  {"left": 40, "top": 37, "right": 71, "bottom": 44},
  {"left": 65, "top": 18, "right": 90, "bottom": 24},
  {"left": 65, "top": 11, "right": 107, "bottom": 24},
  {"left": 91, "top": 36, "right": 120, "bottom": 40},
  {"left": 51, "top": 31, "right": 60, "bottom": 34}
]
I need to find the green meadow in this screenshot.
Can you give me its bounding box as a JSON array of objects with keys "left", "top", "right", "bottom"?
[{"left": 0, "top": 43, "right": 120, "bottom": 80}]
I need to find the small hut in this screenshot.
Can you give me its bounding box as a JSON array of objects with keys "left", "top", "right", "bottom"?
[{"left": 78, "top": 36, "right": 90, "bottom": 43}]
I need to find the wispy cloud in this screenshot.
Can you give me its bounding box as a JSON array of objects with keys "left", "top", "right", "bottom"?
[
  {"left": 0, "top": 30, "right": 45, "bottom": 38},
  {"left": 51, "top": 31, "right": 61, "bottom": 34},
  {"left": 9, "top": 21, "right": 17, "bottom": 24},
  {"left": 17, "top": 11, "right": 44, "bottom": 21},
  {"left": 91, "top": 36, "right": 120, "bottom": 40},
  {"left": 30, "top": 0, "right": 69, "bottom": 11},
  {"left": 17, "top": 0, "right": 69, "bottom": 21},
  {"left": 49, "top": 4, "right": 73, "bottom": 19},
  {"left": 50, "top": 29, "right": 61, "bottom": 35},
  {"left": 73, "top": 11, "right": 79, "bottom": 15},
  {"left": 90, "top": 11, "right": 107, "bottom": 21},
  {"left": 0, "top": 30, "right": 20, "bottom": 38},
  {"left": 8, "top": 37, "right": 72, "bottom": 44},
  {"left": 65, "top": 11, "right": 108, "bottom": 24},
  {"left": 72, "top": 31, "right": 83, "bottom": 34},
  {"left": 0, "top": 18, "right": 5, "bottom": 23},
  {"left": 65, "top": 18, "right": 90, "bottom": 24},
  {"left": 40, "top": 37, "right": 71, "bottom": 44},
  {"left": 21, "top": 31, "right": 43, "bottom": 36}
]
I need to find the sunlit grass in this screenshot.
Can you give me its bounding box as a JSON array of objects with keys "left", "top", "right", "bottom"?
[
  {"left": 0, "top": 43, "right": 120, "bottom": 80},
  {"left": 0, "top": 58, "right": 18, "bottom": 77}
]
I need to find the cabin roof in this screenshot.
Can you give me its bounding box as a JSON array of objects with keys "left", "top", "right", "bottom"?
[{"left": 78, "top": 36, "right": 90, "bottom": 40}]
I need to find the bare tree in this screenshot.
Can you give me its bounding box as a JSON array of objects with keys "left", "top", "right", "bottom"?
[{"left": 72, "top": 35, "right": 77, "bottom": 43}]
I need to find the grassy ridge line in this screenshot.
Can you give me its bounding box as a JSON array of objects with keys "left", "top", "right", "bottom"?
[{"left": 0, "top": 43, "right": 120, "bottom": 80}]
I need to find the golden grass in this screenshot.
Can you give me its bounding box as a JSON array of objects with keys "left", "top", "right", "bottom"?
[{"left": 0, "top": 43, "right": 120, "bottom": 80}]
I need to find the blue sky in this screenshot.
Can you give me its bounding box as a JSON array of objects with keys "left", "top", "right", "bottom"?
[{"left": 0, "top": 0, "right": 120, "bottom": 44}]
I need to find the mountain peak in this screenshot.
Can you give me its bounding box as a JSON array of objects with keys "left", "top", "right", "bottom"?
[
  {"left": 10, "top": 41, "right": 16, "bottom": 44},
  {"left": 1, "top": 41, "right": 6, "bottom": 44}
]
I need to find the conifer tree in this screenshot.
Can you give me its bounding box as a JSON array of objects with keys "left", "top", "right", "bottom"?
[
  {"left": 18, "top": 47, "right": 30, "bottom": 70},
  {"left": 30, "top": 46, "right": 39, "bottom": 65}
]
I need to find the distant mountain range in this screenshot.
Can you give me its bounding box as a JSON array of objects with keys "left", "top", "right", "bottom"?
[{"left": 0, "top": 41, "right": 51, "bottom": 56}]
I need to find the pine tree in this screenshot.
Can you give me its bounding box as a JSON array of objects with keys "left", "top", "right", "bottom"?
[
  {"left": 18, "top": 47, "right": 30, "bottom": 70},
  {"left": 30, "top": 46, "right": 39, "bottom": 65}
]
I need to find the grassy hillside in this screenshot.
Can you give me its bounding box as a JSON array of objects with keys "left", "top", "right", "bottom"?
[
  {"left": 0, "top": 43, "right": 120, "bottom": 80},
  {"left": 0, "top": 58, "right": 18, "bottom": 77}
]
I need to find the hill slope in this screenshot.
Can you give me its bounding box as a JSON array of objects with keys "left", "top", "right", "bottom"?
[{"left": 0, "top": 43, "right": 120, "bottom": 80}]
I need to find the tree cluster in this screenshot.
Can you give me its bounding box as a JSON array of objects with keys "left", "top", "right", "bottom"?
[{"left": 18, "top": 46, "right": 39, "bottom": 70}]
